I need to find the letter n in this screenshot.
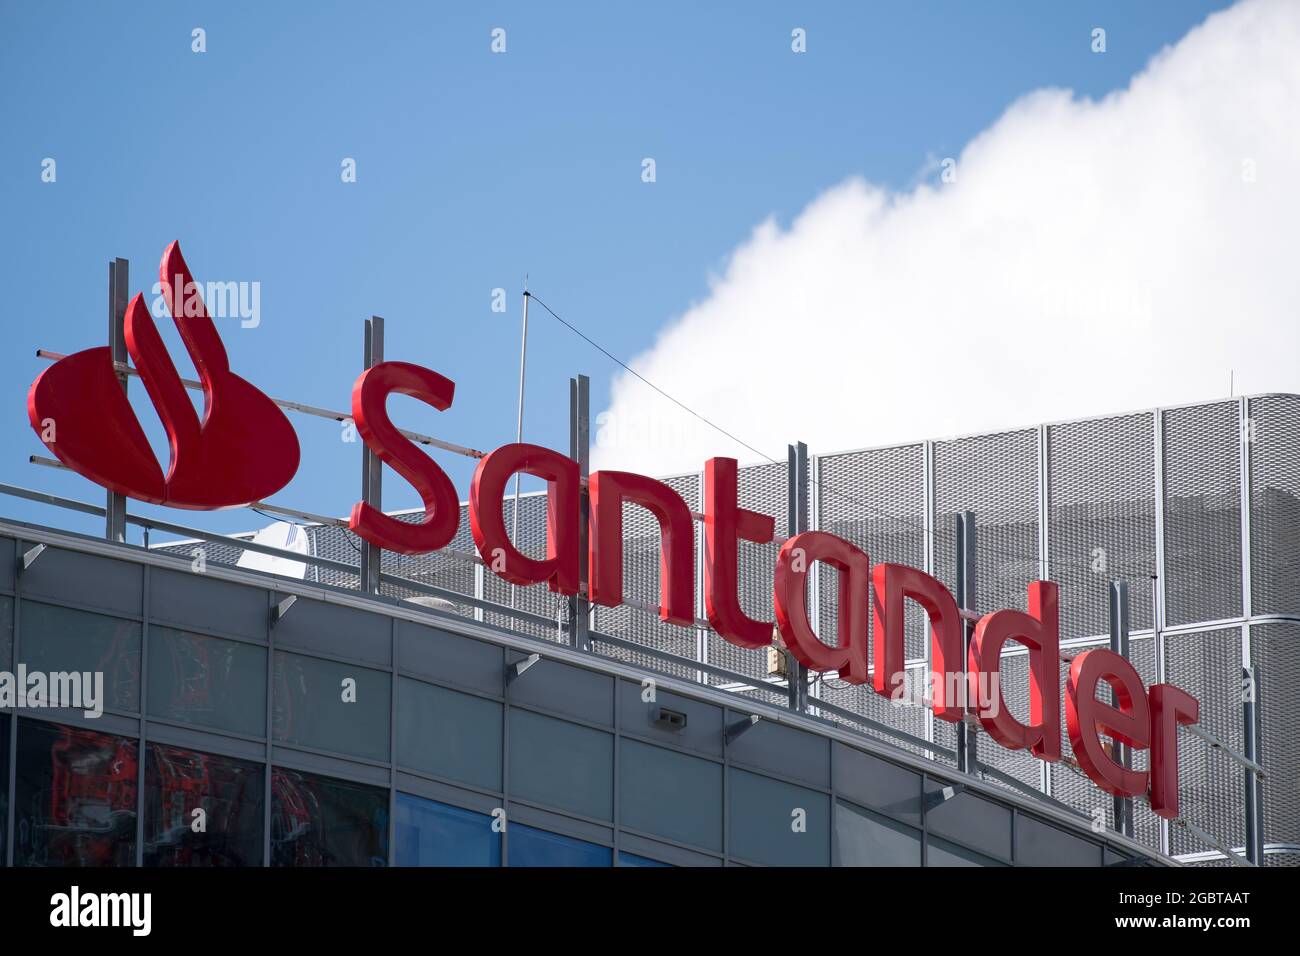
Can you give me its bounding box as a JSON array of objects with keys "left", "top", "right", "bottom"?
[
  {"left": 871, "top": 564, "right": 963, "bottom": 719},
  {"left": 588, "top": 471, "right": 694, "bottom": 625}
]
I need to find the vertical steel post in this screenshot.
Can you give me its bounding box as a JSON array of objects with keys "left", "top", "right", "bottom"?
[
  {"left": 568, "top": 374, "right": 591, "bottom": 650},
  {"left": 1243, "top": 662, "right": 1263, "bottom": 864},
  {"left": 106, "top": 257, "right": 129, "bottom": 542},
  {"left": 512, "top": 285, "right": 530, "bottom": 544},
  {"left": 955, "top": 511, "right": 977, "bottom": 773},
  {"left": 359, "top": 316, "right": 384, "bottom": 593},
  {"left": 1108, "top": 579, "right": 1134, "bottom": 837},
  {"left": 786, "top": 442, "right": 809, "bottom": 711},
  {"left": 1150, "top": 572, "right": 1169, "bottom": 855}
]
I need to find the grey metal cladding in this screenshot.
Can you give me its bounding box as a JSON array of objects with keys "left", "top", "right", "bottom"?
[
  {"left": 1164, "top": 627, "right": 1245, "bottom": 856},
  {"left": 1048, "top": 414, "right": 1156, "bottom": 640},
  {"left": 707, "top": 462, "right": 783, "bottom": 686},
  {"left": 1251, "top": 622, "right": 1300, "bottom": 855},
  {"left": 1248, "top": 395, "right": 1300, "bottom": 616},
  {"left": 482, "top": 494, "right": 566, "bottom": 643},
  {"left": 600, "top": 473, "right": 700, "bottom": 681},
  {"left": 1162, "top": 402, "right": 1243, "bottom": 626},
  {"left": 816, "top": 444, "right": 926, "bottom": 663},
  {"left": 933, "top": 429, "right": 1040, "bottom": 617}
]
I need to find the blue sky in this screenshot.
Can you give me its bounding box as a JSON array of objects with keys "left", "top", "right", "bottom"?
[{"left": 0, "top": 0, "right": 1233, "bottom": 540}]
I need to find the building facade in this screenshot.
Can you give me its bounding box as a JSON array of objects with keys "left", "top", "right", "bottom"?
[{"left": 1, "top": 393, "right": 1295, "bottom": 866}]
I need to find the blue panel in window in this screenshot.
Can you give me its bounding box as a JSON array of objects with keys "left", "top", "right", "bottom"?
[
  {"left": 508, "top": 824, "right": 611, "bottom": 867},
  {"left": 395, "top": 793, "right": 501, "bottom": 867},
  {"left": 618, "top": 851, "right": 672, "bottom": 867}
]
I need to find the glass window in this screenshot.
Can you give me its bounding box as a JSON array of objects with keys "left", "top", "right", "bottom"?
[
  {"left": 394, "top": 793, "right": 500, "bottom": 867},
  {"left": 835, "top": 800, "right": 921, "bottom": 866},
  {"left": 927, "top": 836, "right": 1007, "bottom": 867},
  {"left": 0, "top": 713, "right": 8, "bottom": 863},
  {"left": 1016, "top": 814, "right": 1102, "bottom": 866},
  {"left": 20, "top": 602, "right": 140, "bottom": 712},
  {"left": 143, "top": 743, "right": 264, "bottom": 866},
  {"left": 508, "top": 709, "right": 612, "bottom": 821},
  {"left": 620, "top": 739, "right": 722, "bottom": 851},
  {"left": 148, "top": 627, "right": 266, "bottom": 737},
  {"left": 508, "top": 824, "right": 610, "bottom": 867},
  {"left": 14, "top": 719, "right": 138, "bottom": 866},
  {"left": 923, "top": 781, "right": 1012, "bottom": 861},
  {"left": 396, "top": 677, "right": 501, "bottom": 791},
  {"left": 270, "top": 768, "right": 388, "bottom": 867},
  {"left": 618, "top": 851, "right": 672, "bottom": 867},
  {"left": 0, "top": 595, "right": 13, "bottom": 669},
  {"left": 729, "top": 769, "right": 829, "bottom": 866},
  {"left": 833, "top": 742, "right": 922, "bottom": 825},
  {"left": 272, "top": 651, "right": 390, "bottom": 762}
]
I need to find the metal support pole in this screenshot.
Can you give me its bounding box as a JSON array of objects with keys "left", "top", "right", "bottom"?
[
  {"left": 568, "top": 374, "right": 591, "bottom": 651},
  {"left": 1243, "top": 662, "right": 1264, "bottom": 864},
  {"left": 786, "top": 442, "right": 809, "bottom": 711},
  {"left": 512, "top": 284, "right": 530, "bottom": 544},
  {"left": 1108, "top": 579, "right": 1134, "bottom": 837},
  {"left": 359, "top": 316, "right": 384, "bottom": 593},
  {"left": 105, "top": 257, "right": 129, "bottom": 542},
  {"left": 954, "top": 511, "right": 977, "bottom": 773}
]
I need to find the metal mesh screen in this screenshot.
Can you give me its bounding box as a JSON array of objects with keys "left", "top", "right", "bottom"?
[
  {"left": 1048, "top": 414, "right": 1155, "bottom": 640},
  {"left": 816, "top": 444, "right": 927, "bottom": 663},
  {"left": 1248, "top": 395, "right": 1300, "bottom": 616},
  {"left": 934, "top": 429, "right": 1040, "bottom": 617},
  {"left": 594, "top": 473, "right": 701, "bottom": 681},
  {"left": 706, "top": 462, "right": 784, "bottom": 686},
  {"left": 379, "top": 505, "right": 478, "bottom": 619},
  {"left": 481, "top": 492, "right": 566, "bottom": 643},
  {"left": 1163, "top": 628, "right": 1246, "bottom": 856},
  {"left": 1162, "top": 403, "right": 1243, "bottom": 626},
  {"left": 817, "top": 663, "right": 930, "bottom": 758},
  {"left": 1251, "top": 622, "right": 1300, "bottom": 865},
  {"left": 152, "top": 533, "right": 256, "bottom": 571},
  {"left": 1049, "top": 637, "right": 1162, "bottom": 849}
]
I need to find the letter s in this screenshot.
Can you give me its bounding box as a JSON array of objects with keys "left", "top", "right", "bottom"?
[{"left": 348, "top": 362, "right": 459, "bottom": 555}]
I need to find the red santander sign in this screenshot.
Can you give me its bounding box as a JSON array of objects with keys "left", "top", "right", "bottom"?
[{"left": 28, "top": 243, "right": 1200, "bottom": 820}]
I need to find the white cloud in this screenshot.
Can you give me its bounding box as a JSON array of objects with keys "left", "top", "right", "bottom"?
[{"left": 594, "top": 0, "right": 1300, "bottom": 475}]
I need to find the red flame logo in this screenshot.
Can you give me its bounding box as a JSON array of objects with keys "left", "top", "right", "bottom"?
[{"left": 27, "top": 241, "right": 300, "bottom": 508}]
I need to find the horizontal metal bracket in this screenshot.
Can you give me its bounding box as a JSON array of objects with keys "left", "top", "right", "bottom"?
[
  {"left": 20, "top": 542, "right": 46, "bottom": 573},
  {"left": 271, "top": 594, "right": 297, "bottom": 625},
  {"left": 724, "top": 714, "right": 760, "bottom": 745},
  {"left": 507, "top": 653, "right": 541, "bottom": 685}
]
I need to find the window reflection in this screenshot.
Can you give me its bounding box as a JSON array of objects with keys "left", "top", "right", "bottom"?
[
  {"left": 271, "top": 767, "right": 388, "bottom": 867},
  {"left": 394, "top": 793, "right": 500, "bottom": 867},
  {"left": 148, "top": 628, "right": 266, "bottom": 738},
  {"left": 15, "top": 719, "right": 138, "bottom": 867},
  {"left": 144, "top": 743, "right": 264, "bottom": 866},
  {"left": 508, "top": 824, "right": 610, "bottom": 867},
  {"left": 20, "top": 602, "right": 140, "bottom": 712}
]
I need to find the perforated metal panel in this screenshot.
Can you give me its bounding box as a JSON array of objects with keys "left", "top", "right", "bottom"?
[
  {"left": 816, "top": 444, "right": 927, "bottom": 663},
  {"left": 934, "top": 429, "right": 1040, "bottom": 617},
  {"left": 706, "top": 462, "right": 784, "bottom": 686},
  {"left": 1048, "top": 415, "right": 1155, "bottom": 640},
  {"left": 1248, "top": 395, "right": 1300, "bottom": 616},
  {"left": 1162, "top": 403, "right": 1243, "bottom": 626},
  {"left": 594, "top": 473, "right": 701, "bottom": 681},
  {"left": 1049, "top": 637, "right": 1162, "bottom": 850},
  {"left": 1164, "top": 628, "right": 1245, "bottom": 856},
  {"left": 379, "top": 505, "right": 477, "bottom": 619},
  {"left": 817, "top": 664, "right": 929, "bottom": 758},
  {"left": 1251, "top": 622, "right": 1300, "bottom": 866},
  {"left": 481, "top": 492, "right": 566, "bottom": 643}
]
